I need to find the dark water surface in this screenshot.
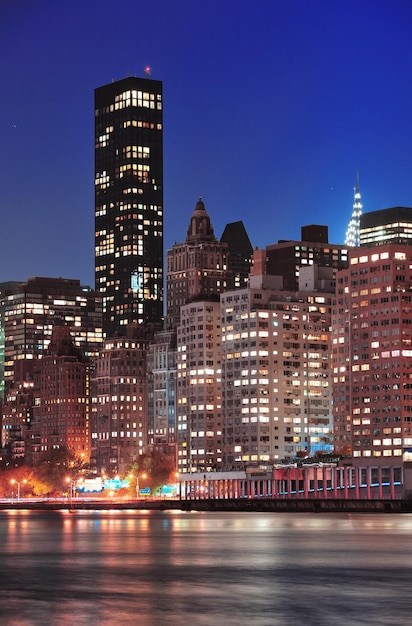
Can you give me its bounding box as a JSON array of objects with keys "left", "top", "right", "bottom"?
[{"left": 0, "top": 510, "right": 412, "bottom": 625}]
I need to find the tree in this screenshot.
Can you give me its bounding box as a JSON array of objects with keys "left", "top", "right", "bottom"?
[
  {"left": 0, "top": 467, "right": 44, "bottom": 498},
  {"left": 128, "top": 449, "right": 176, "bottom": 495},
  {"left": 34, "top": 446, "right": 87, "bottom": 495}
]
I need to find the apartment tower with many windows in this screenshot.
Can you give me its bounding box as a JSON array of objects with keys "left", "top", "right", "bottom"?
[
  {"left": 221, "top": 266, "right": 334, "bottom": 469},
  {"left": 333, "top": 243, "right": 412, "bottom": 461}
]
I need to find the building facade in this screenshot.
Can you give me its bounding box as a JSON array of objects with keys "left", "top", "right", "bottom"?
[
  {"left": 0, "top": 282, "right": 20, "bottom": 400},
  {"left": 2, "top": 277, "right": 103, "bottom": 387},
  {"left": 221, "top": 268, "right": 334, "bottom": 469},
  {"left": 360, "top": 206, "right": 412, "bottom": 248},
  {"left": 32, "top": 324, "right": 92, "bottom": 463},
  {"left": 146, "top": 329, "right": 177, "bottom": 450},
  {"left": 91, "top": 326, "right": 150, "bottom": 473},
  {"left": 166, "top": 198, "right": 231, "bottom": 328},
  {"left": 1, "top": 359, "right": 35, "bottom": 459},
  {"left": 176, "top": 300, "right": 222, "bottom": 473},
  {"left": 94, "top": 76, "right": 164, "bottom": 337},
  {"left": 333, "top": 243, "right": 412, "bottom": 461},
  {"left": 263, "top": 225, "right": 348, "bottom": 292}
]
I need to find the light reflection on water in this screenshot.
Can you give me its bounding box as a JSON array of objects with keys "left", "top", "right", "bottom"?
[{"left": 1, "top": 510, "right": 412, "bottom": 625}]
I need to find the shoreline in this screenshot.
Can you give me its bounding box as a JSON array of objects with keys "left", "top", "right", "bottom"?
[{"left": 1, "top": 497, "right": 412, "bottom": 513}]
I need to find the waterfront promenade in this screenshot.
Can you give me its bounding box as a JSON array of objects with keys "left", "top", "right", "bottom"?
[{"left": 2, "top": 496, "right": 412, "bottom": 513}]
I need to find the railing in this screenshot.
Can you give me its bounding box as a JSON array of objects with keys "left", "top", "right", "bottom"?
[{"left": 178, "top": 465, "right": 404, "bottom": 501}]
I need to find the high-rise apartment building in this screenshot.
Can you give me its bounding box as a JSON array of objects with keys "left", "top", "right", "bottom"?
[
  {"left": 176, "top": 300, "right": 222, "bottom": 473},
  {"left": 333, "top": 243, "right": 412, "bottom": 461},
  {"left": 94, "top": 76, "right": 164, "bottom": 337},
  {"left": 166, "top": 198, "right": 231, "bottom": 328},
  {"left": 91, "top": 325, "right": 150, "bottom": 473},
  {"left": 360, "top": 207, "right": 412, "bottom": 247},
  {"left": 221, "top": 267, "right": 334, "bottom": 469},
  {"left": 2, "top": 277, "right": 103, "bottom": 386}
]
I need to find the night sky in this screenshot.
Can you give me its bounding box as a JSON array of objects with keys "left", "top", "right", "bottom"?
[{"left": 2, "top": 0, "right": 412, "bottom": 286}]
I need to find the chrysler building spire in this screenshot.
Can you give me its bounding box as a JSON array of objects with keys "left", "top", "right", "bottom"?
[{"left": 345, "top": 166, "right": 362, "bottom": 247}]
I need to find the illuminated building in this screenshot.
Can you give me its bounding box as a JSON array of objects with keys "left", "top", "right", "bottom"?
[
  {"left": 0, "top": 282, "right": 20, "bottom": 400},
  {"left": 1, "top": 359, "right": 34, "bottom": 459},
  {"left": 91, "top": 325, "right": 151, "bottom": 473},
  {"left": 166, "top": 198, "right": 231, "bottom": 328},
  {"left": 146, "top": 329, "right": 177, "bottom": 450},
  {"left": 154, "top": 201, "right": 241, "bottom": 471},
  {"left": 221, "top": 264, "right": 334, "bottom": 469},
  {"left": 333, "top": 243, "right": 412, "bottom": 461},
  {"left": 176, "top": 300, "right": 222, "bottom": 473},
  {"left": 262, "top": 225, "right": 348, "bottom": 292},
  {"left": 2, "top": 277, "right": 103, "bottom": 386},
  {"left": 345, "top": 167, "right": 363, "bottom": 247},
  {"left": 94, "top": 76, "right": 163, "bottom": 337},
  {"left": 32, "top": 323, "right": 91, "bottom": 463},
  {"left": 360, "top": 206, "right": 412, "bottom": 247}
]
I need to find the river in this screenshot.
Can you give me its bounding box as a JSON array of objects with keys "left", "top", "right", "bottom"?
[{"left": 0, "top": 510, "right": 412, "bottom": 625}]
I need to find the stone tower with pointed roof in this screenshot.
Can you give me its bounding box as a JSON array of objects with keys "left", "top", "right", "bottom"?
[
  {"left": 166, "top": 198, "right": 232, "bottom": 328},
  {"left": 185, "top": 197, "right": 216, "bottom": 243}
]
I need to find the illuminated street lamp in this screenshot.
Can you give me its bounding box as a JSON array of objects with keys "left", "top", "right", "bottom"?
[
  {"left": 129, "top": 472, "right": 147, "bottom": 498},
  {"left": 10, "top": 478, "right": 27, "bottom": 501},
  {"left": 137, "top": 473, "right": 147, "bottom": 498}
]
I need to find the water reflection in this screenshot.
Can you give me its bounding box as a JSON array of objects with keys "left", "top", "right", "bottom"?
[{"left": 1, "top": 511, "right": 412, "bottom": 625}]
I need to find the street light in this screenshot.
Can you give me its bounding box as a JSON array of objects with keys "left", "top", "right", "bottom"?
[
  {"left": 137, "top": 473, "right": 147, "bottom": 498},
  {"left": 129, "top": 472, "right": 147, "bottom": 498},
  {"left": 10, "top": 478, "right": 27, "bottom": 501}
]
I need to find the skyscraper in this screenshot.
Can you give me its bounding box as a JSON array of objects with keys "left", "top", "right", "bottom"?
[
  {"left": 95, "top": 76, "right": 164, "bottom": 337},
  {"left": 345, "top": 167, "right": 363, "bottom": 247}
]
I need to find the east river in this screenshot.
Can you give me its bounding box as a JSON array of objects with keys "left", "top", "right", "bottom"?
[{"left": 1, "top": 510, "right": 412, "bottom": 625}]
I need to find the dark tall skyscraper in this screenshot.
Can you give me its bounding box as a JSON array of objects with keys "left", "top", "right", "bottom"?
[{"left": 94, "top": 76, "right": 164, "bottom": 337}]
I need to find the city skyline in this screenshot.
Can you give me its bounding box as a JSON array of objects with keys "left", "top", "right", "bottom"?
[{"left": 2, "top": 0, "right": 412, "bottom": 286}]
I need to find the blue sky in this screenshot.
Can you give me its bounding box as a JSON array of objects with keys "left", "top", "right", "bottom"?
[{"left": 1, "top": 0, "right": 412, "bottom": 285}]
